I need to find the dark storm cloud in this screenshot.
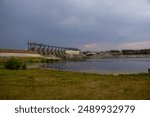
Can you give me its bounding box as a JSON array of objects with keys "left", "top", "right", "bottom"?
[{"left": 0, "top": 0, "right": 150, "bottom": 50}]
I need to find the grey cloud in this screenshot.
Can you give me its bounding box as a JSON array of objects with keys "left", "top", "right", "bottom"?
[{"left": 0, "top": 0, "right": 150, "bottom": 49}]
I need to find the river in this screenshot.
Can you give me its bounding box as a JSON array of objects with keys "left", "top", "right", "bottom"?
[{"left": 46, "top": 58, "right": 150, "bottom": 74}]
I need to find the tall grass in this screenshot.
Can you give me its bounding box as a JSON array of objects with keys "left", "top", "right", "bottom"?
[{"left": 4, "top": 57, "right": 26, "bottom": 70}]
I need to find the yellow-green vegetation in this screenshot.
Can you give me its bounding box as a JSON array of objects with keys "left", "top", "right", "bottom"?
[{"left": 0, "top": 68, "right": 150, "bottom": 100}]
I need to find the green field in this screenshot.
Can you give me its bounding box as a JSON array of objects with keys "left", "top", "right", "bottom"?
[{"left": 0, "top": 68, "right": 150, "bottom": 100}]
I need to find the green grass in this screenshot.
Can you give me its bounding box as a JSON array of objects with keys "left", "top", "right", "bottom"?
[{"left": 0, "top": 68, "right": 150, "bottom": 100}]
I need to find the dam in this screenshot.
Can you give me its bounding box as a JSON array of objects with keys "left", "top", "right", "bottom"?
[{"left": 28, "top": 41, "right": 82, "bottom": 60}]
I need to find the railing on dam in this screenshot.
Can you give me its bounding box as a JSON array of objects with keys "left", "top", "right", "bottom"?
[{"left": 28, "top": 41, "right": 81, "bottom": 60}]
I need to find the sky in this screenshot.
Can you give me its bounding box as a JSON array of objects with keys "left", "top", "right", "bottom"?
[{"left": 0, "top": 0, "right": 150, "bottom": 51}]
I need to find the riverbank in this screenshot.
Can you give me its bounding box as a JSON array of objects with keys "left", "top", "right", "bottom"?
[
  {"left": 92, "top": 54, "right": 150, "bottom": 59},
  {"left": 0, "top": 68, "right": 150, "bottom": 100},
  {"left": 0, "top": 48, "right": 60, "bottom": 60}
]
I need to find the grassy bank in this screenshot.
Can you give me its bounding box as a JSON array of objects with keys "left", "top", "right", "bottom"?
[
  {"left": 0, "top": 57, "right": 59, "bottom": 68},
  {"left": 0, "top": 68, "right": 150, "bottom": 100}
]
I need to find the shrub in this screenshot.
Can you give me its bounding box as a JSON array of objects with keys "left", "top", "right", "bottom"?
[
  {"left": 46, "top": 59, "right": 53, "bottom": 63},
  {"left": 22, "top": 63, "right": 27, "bottom": 70},
  {"left": 28, "top": 60, "right": 33, "bottom": 63},
  {"left": 41, "top": 58, "right": 46, "bottom": 63},
  {"left": 4, "top": 57, "right": 22, "bottom": 70}
]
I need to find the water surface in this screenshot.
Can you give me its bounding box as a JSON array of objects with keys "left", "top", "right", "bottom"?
[{"left": 46, "top": 58, "right": 150, "bottom": 74}]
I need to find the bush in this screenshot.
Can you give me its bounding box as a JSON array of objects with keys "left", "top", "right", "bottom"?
[
  {"left": 22, "top": 63, "right": 27, "bottom": 70},
  {"left": 4, "top": 57, "right": 22, "bottom": 70},
  {"left": 46, "top": 59, "right": 59, "bottom": 63},
  {"left": 28, "top": 60, "right": 33, "bottom": 63},
  {"left": 46, "top": 59, "right": 53, "bottom": 63},
  {"left": 41, "top": 58, "right": 46, "bottom": 63}
]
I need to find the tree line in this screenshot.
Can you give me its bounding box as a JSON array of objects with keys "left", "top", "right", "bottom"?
[{"left": 109, "top": 49, "right": 150, "bottom": 55}]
